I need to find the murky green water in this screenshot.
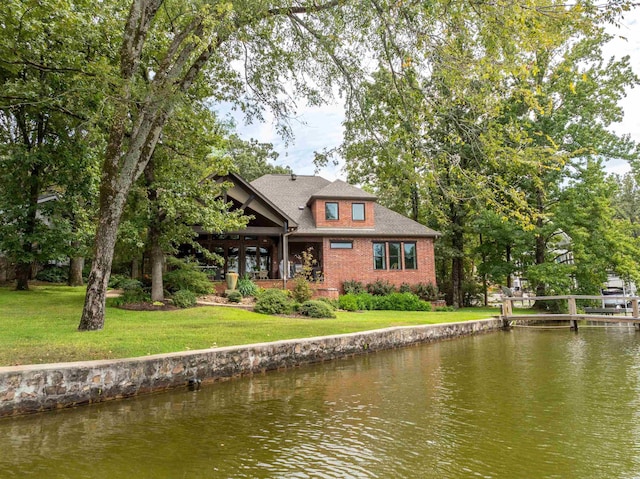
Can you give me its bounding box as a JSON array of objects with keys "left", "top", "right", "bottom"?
[{"left": 2, "top": 327, "right": 640, "bottom": 478}]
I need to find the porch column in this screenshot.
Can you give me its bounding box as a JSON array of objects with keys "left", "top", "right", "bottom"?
[{"left": 282, "top": 221, "right": 289, "bottom": 288}]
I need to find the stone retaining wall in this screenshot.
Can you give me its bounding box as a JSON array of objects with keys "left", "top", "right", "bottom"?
[{"left": 0, "top": 318, "right": 502, "bottom": 418}]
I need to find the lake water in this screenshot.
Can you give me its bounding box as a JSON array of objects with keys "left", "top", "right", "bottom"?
[{"left": 2, "top": 327, "right": 640, "bottom": 478}]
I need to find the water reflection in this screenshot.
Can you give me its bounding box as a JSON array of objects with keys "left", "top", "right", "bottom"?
[{"left": 2, "top": 328, "right": 640, "bottom": 478}]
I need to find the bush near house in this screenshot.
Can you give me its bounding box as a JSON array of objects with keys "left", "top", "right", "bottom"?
[
  {"left": 342, "top": 280, "right": 365, "bottom": 294},
  {"left": 338, "top": 292, "right": 431, "bottom": 312},
  {"left": 237, "top": 275, "right": 258, "bottom": 297},
  {"left": 299, "top": 300, "right": 336, "bottom": 318},
  {"left": 366, "top": 279, "right": 396, "bottom": 296},
  {"left": 163, "top": 258, "right": 212, "bottom": 295},
  {"left": 172, "top": 289, "right": 197, "bottom": 308},
  {"left": 254, "top": 289, "right": 294, "bottom": 315}
]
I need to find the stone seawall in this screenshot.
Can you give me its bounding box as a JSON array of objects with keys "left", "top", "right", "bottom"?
[{"left": 0, "top": 318, "right": 502, "bottom": 418}]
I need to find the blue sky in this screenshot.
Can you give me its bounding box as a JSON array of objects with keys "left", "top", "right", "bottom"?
[{"left": 221, "top": 10, "right": 640, "bottom": 180}]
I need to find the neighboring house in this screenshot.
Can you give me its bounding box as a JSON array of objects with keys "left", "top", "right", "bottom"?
[{"left": 186, "top": 173, "right": 439, "bottom": 295}]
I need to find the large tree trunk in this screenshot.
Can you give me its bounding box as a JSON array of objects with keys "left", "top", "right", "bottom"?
[
  {"left": 15, "top": 262, "right": 31, "bottom": 291},
  {"left": 148, "top": 226, "right": 164, "bottom": 302},
  {"left": 78, "top": 182, "right": 129, "bottom": 330},
  {"left": 450, "top": 210, "right": 465, "bottom": 309},
  {"left": 535, "top": 187, "right": 546, "bottom": 298},
  {"left": 68, "top": 256, "right": 85, "bottom": 286}
]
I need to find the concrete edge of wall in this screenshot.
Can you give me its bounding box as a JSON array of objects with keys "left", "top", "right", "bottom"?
[{"left": 0, "top": 318, "right": 503, "bottom": 418}]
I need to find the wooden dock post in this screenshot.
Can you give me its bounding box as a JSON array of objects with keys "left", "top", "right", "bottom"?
[{"left": 568, "top": 296, "right": 578, "bottom": 331}]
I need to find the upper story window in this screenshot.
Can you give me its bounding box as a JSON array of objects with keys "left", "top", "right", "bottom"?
[
  {"left": 352, "top": 203, "right": 365, "bottom": 221},
  {"left": 325, "top": 202, "right": 339, "bottom": 220}
]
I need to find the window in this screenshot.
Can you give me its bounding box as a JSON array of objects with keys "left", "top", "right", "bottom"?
[
  {"left": 330, "top": 241, "right": 353, "bottom": 249},
  {"left": 389, "top": 242, "right": 401, "bottom": 269},
  {"left": 325, "top": 202, "right": 339, "bottom": 220},
  {"left": 373, "top": 243, "right": 386, "bottom": 270},
  {"left": 404, "top": 242, "right": 417, "bottom": 269},
  {"left": 372, "top": 241, "right": 418, "bottom": 270},
  {"left": 352, "top": 203, "right": 365, "bottom": 221}
]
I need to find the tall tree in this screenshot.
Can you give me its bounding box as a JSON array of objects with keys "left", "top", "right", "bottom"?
[
  {"left": 0, "top": 0, "right": 111, "bottom": 290},
  {"left": 143, "top": 105, "right": 247, "bottom": 301},
  {"left": 78, "top": 0, "right": 390, "bottom": 330}
]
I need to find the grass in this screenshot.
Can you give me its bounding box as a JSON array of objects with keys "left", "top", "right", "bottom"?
[{"left": 0, "top": 285, "right": 508, "bottom": 367}]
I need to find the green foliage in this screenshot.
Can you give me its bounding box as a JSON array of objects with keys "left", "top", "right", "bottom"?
[
  {"left": 299, "top": 300, "right": 336, "bottom": 319},
  {"left": 108, "top": 275, "right": 141, "bottom": 290},
  {"left": 342, "top": 280, "right": 365, "bottom": 294},
  {"left": 237, "top": 276, "right": 258, "bottom": 297},
  {"left": 338, "top": 294, "right": 360, "bottom": 312},
  {"left": 413, "top": 282, "right": 439, "bottom": 302},
  {"left": 163, "top": 258, "right": 212, "bottom": 295},
  {"left": 35, "top": 266, "right": 68, "bottom": 283},
  {"left": 254, "top": 289, "right": 294, "bottom": 315},
  {"left": 399, "top": 282, "right": 412, "bottom": 293},
  {"left": 172, "top": 290, "right": 197, "bottom": 309},
  {"left": 318, "top": 297, "right": 339, "bottom": 310},
  {"left": 339, "top": 292, "right": 430, "bottom": 311},
  {"left": 375, "top": 293, "right": 431, "bottom": 311},
  {"left": 366, "top": 280, "right": 396, "bottom": 296},
  {"left": 218, "top": 135, "right": 291, "bottom": 182},
  {"left": 112, "top": 285, "right": 150, "bottom": 306},
  {"left": 292, "top": 277, "right": 313, "bottom": 303},
  {"left": 226, "top": 290, "right": 243, "bottom": 303}
]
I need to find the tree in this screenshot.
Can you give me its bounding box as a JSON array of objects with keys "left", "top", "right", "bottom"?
[
  {"left": 143, "top": 104, "right": 247, "bottom": 301},
  {"left": 0, "top": 0, "right": 110, "bottom": 290},
  {"left": 219, "top": 134, "right": 291, "bottom": 182}
]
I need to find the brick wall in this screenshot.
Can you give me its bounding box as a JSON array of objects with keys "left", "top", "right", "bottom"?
[
  {"left": 321, "top": 237, "right": 437, "bottom": 292},
  {"left": 310, "top": 199, "right": 375, "bottom": 228}
]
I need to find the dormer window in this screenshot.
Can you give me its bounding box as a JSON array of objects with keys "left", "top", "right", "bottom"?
[
  {"left": 352, "top": 203, "right": 365, "bottom": 221},
  {"left": 325, "top": 202, "right": 339, "bottom": 220}
]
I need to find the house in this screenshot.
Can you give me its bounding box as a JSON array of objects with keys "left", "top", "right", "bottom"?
[{"left": 186, "top": 173, "right": 439, "bottom": 297}]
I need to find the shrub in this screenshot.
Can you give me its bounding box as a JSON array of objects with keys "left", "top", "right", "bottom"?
[
  {"left": 399, "top": 282, "right": 413, "bottom": 293},
  {"left": 35, "top": 266, "right": 68, "bottom": 283},
  {"left": 254, "top": 289, "right": 294, "bottom": 315},
  {"left": 112, "top": 284, "right": 150, "bottom": 306},
  {"left": 338, "top": 294, "right": 360, "bottom": 311},
  {"left": 237, "top": 276, "right": 258, "bottom": 297},
  {"left": 339, "top": 293, "right": 377, "bottom": 311},
  {"left": 163, "top": 258, "right": 212, "bottom": 295},
  {"left": 338, "top": 292, "right": 430, "bottom": 312},
  {"left": 172, "top": 289, "right": 197, "bottom": 308},
  {"left": 414, "top": 282, "right": 439, "bottom": 302},
  {"left": 292, "top": 277, "right": 313, "bottom": 303},
  {"left": 108, "top": 274, "right": 132, "bottom": 289},
  {"left": 299, "top": 300, "right": 336, "bottom": 318},
  {"left": 342, "top": 280, "right": 365, "bottom": 294},
  {"left": 226, "top": 290, "right": 243, "bottom": 303},
  {"left": 318, "top": 297, "right": 339, "bottom": 310},
  {"left": 366, "top": 279, "right": 395, "bottom": 296},
  {"left": 376, "top": 292, "right": 431, "bottom": 311}
]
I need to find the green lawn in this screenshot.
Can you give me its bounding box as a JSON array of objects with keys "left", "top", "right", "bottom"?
[{"left": 0, "top": 285, "right": 506, "bottom": 367}]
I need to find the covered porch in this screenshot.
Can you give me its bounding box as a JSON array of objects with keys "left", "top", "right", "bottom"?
[{"left": 184, "top": 173, "right": 323, "bottom": 283}]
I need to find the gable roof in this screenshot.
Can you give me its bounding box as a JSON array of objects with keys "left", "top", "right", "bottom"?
[
  {"left": 309, "top": 179, "right": 377, "bottom": 203},
  {"left": 251, "top": 174, "right": 439, "bottom": 238}
]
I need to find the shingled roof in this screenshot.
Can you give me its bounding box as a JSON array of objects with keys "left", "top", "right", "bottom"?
[{"left": 250, "top": 174, "right": 439, "bottom": 238}]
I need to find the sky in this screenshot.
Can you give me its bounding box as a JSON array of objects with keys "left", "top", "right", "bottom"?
[{"left": 223, "top": 9, "right": 640, "bottom": 181}]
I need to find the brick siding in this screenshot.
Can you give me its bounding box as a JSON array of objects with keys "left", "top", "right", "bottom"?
[{"left": 321, "top": 237, "right": 436, "bottom": 292}]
